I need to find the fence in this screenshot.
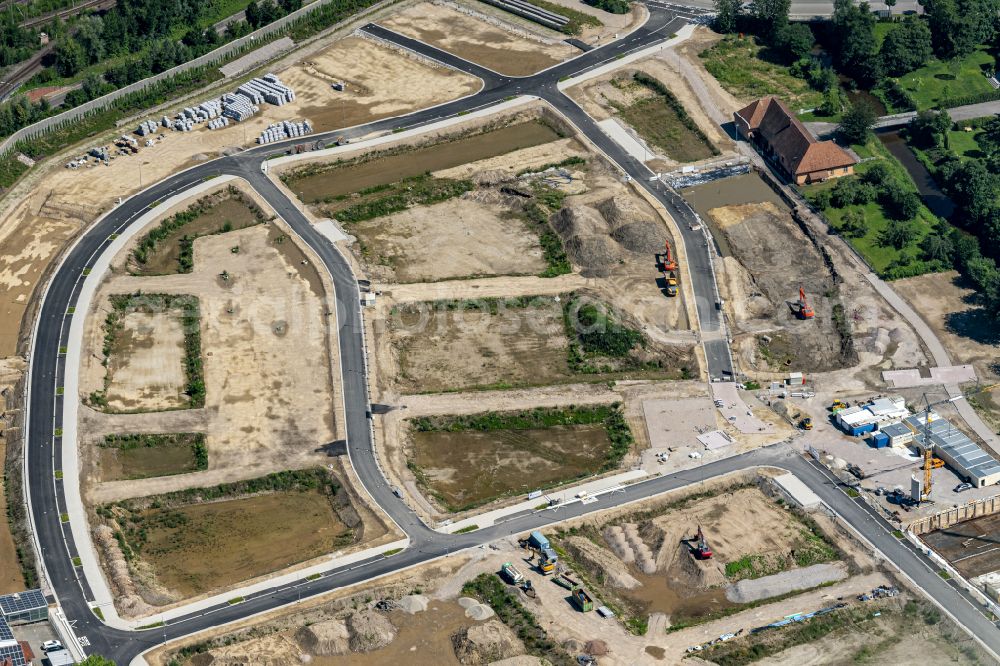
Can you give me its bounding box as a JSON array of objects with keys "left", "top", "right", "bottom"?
[
  {"left": 908, "top": 494, "right": 1000, "bottom": 535},
  {"left": 0, "top": 0, "right": 396, "bottom": 157}
]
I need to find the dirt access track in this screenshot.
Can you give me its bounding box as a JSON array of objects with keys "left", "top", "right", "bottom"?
[{"left": 77, "top": 180, "right": 343, "bottom": 504}]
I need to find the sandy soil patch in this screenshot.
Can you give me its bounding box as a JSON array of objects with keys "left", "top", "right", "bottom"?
[
  {"left": 283, "top": 34, "right": 479, "bottom": 132},
  {"left": 103, "top": 310, "right": 189, "bottom": 412},
  {"left": 79, "top": 217, "right": 336, "bottom": 496},
  {"left": 381, "top": 1, "right": 575, "bottom": 76},
  {"left": 0, "top": 357, "right": 26, "bottom": 594}
]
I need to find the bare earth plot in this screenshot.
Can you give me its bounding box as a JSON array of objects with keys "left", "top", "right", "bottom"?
[
  {"left": 102, "top": 309, "right": 189, "bottom": 412},
  {"left": 79, "top": 186, "right": 337, "bottom": 499},
  {"left": 381, "top": 1, "right": 576, "bottom": 77},
  {"left": 282, "top": 35, "right": 480, "bottom": 132}
]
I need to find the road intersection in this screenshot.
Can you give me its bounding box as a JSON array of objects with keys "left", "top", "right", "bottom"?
[{"left": 20, "top": 5, "right": 1000, "bottom": 664}]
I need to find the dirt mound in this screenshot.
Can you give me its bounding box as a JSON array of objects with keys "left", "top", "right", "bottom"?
[
  {"left": 451, "top": 619, "right": 525, "bottom": 664},
  {"left": 552, "top": 205, "right": 607, "bottom": 237},
  {"left": 611, "top": 221, "right": 667, "bottom": 254},
  {"left": 596, "top": 195, "right": 645, "bottom": 230},
  {"left": 585, "top": 639, "right": 610, "bottom": 656},
  {"left": 398, "top": 594, "right": 429, "bottom": 614},
  {"left": 346, "top": 610, "right": 397, "bottom": 652},
  {"left": 465, "top": 603, "right": 495, "bottom": 620},
  {"left": 93, "top": 524, "right": 154, "bottom": 616},
  {"left": 296, "top": 618, "right": 350, "bottom": 656},
  {"left": 474, "top": 169, "right": 515, "bottom": 186},
  {"left": 564, "top": 535, "right": 640, "bottom": 589},
  {"left": 564, "top": 235, "right": 621, "bottom": 277}
]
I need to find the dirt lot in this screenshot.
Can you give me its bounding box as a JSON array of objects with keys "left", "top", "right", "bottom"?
[
  {"left": 411, "top": 423, "right": 611, "bottom": 511},
  {"left": 923, "top": 512, "right": 1000, "bottom": 579},
  {"left": 98, "top": 470, "right": 359, "bottom": 605},
  {"left": 568, "top": 67, "right": 730, "bottom": 165},
  {"left": 381, "top": 1, "right": 576, "bottom": 76},
  {"left": 78, "top": 183, "right": 338, "bottom": 501},
  {"left": 0, "top": 357, "right": 26, "bottom": 594},
  {"left": 102, "top": 309, "right": 190, "bottom": 412}
]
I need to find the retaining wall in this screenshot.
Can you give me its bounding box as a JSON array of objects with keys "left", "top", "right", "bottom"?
[{"left": 909, "top": 494, "right": 1000, "bottom": 535}]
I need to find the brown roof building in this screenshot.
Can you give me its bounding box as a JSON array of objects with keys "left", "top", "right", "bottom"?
[{"left": 734, "top": 97, "right": 856, "bottom": 185}]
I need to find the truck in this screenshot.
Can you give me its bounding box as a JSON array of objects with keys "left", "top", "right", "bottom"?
[
  {"left": 664, "top": 271, "right": 678, "bottom": 297},
  {"left": 500, "top": 563, "right": 523, "bottom": 584},
  {"left": 572, "top": 586, "right": 594, "bottom": 612},
  {"left": 528, "top": 531, "right": 549, "bottom": 551}
]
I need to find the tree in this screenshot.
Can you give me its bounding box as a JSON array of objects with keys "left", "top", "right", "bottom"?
[
  {"left": 748, "top": 0, "right": 790, "bottom": 37},
  {"left": 819, "top": 86, "right": 844, "bottom": 116},
  {"left": 74, "top": 15, "right": 105, "bottom": 64},
  {"left": 907, "top": 109, "right": 951, "bottom": 148},
  {"left": 921, "top": 232, "right": 954, "bottom": 263},
  {"left": 79, "top": 656, "right": 116, "bottom": 666},
  {"left": 922, "top": 0, "right": 999, "bottom": 59},
  {"left": 881, "top": 185, "right": 922, "bottom": 220},
  {"left": 839, "top": 100, "right": 877, "bottom": 144},
  {"left": 942, "top": 158, "right": 999, "bottom": 224},
  {"left": 840, "top": 208, "right": 867, "bottom": 237},
  {"left": 775, "top": 22, "right": 814, "bottom": 61},
  {"left": 879, "top": 218, "right": 914, "bottom": 249},
  {"left": 879, "top": 15, "right": 933, "bottom": 76},
  {"left": 832, "top": 0, "right": 881, "bottom": 86},
  {"left": 714, "top": 0, "right": 741, "bottom": 33},
  {"left": 53, "top": 39, "right": 86, "bottom": 77}
]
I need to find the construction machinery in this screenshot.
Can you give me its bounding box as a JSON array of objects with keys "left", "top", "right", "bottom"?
[
  {"left": 500, "top": 562, "right": 523, "bottom": 584},
  {"left": 659, "top": 240, "right": 678, "bottom": 272},
  {"left": 793, "top": 286, "right": 815, "bottom": 319},
  {"left": 691, "top": 526, "right": 713, "bottom": 560},
  {"left": 799, "top": 416, "right": 813, "bottom": 430},
  {"left": 664, "top": 271, "right": 678, "bottom": 297},
  {"left": 830, "top": 399, "right": 846, "bottom": 413}
]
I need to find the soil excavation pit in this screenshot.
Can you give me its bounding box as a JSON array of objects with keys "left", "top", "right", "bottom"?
[
  {"left": 381, "top": 2, "right": 576, "bottom": 77},
  {"left": 923, "top": 512, "right": 1000, "bottom": 579},
  {"left": 102, "top": 470, "right": 355, "bottom": 600},
  {"left": 407, "top": 405, "right": 629, "bottom": 512}
]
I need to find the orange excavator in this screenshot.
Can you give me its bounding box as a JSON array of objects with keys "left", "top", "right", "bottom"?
[
  {"left": 794, "top": 286, "right": 815, "bottom": 320},
  {"left": 691, "top": 525, "right": 713, "bottom": 560},
  {"left": 659, "top": 240, "right": 678, "bottom": 272}
]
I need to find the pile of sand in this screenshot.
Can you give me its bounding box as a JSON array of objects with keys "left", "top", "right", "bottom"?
[
  {"left": 296, "top": 618, "right": 350, "bottom": 656},
  {"left": 397, "top": 594, "right": 429, "bottom": 614},
  {"left": 552, "top": 205, "right": 608, "bottom": 237},
  {"left": 458, "top": 596, "right": 495, "bottom": 620},
  {"left": 584, "top": 639, "right": 609, "bottom": 656},
  {"left": 451, "top": 619, "right": 525, "bottom": 665},
  {"left": 564, "top": 236, "right": 621, "bottom": 277},
  {"left": 596, "top": 195, "right": 644, "bottom": 229},
  {"left": 346, "top": 610, "right": 397, "bottom": 652}
]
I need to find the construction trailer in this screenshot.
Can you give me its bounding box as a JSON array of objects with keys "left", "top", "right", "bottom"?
[{"left": 528, "top": 531, "right": 549, "bottom": 551}]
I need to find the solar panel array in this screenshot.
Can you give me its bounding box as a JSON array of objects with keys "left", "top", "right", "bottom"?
[
  {"left": 0, "top": 642, "right": 26, "bottom": 666},
  {"left": 0, "top": 589, "right": 46, "bottom": 616},
  {"left": 0, "top": 617, "right": 13, "bottom": 641}
]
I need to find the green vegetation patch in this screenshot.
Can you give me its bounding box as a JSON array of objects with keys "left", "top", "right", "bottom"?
[
  {"left": 896, "top": 48, "right": 996, "bottom": 110},
  {"left": 611, "top": 72, "right": 719, "bottom": 163},
  {"left": 802, "top": 139, "right": 944, "bottom": 279},
  {"left": 527, "top": 0, "right": 601, "bottom": 35},
  {"left": 700, "top": 35, "right": 823, "bottom": 111},
  {"left": 463, "top": 573, "right": 575, "bottom": 666},
  {"left": 89, "top": 293, "right": 204, "bottom": 410},
  {"left": 326, "top": 174, "right": 474, "bottom": 224},
  {"left": 100, "top": 433, "right": 208, "bottom": 480},
  {"left": 132, "top": 186, "right": 269, "bottom": 275}
]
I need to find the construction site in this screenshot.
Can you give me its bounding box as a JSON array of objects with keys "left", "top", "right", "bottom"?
[
  {"left": 147, "top": 469, "right": 985, "bottom": 666},
  {"left": 73, "top": 179, "right": 397, "bottom": 616}
]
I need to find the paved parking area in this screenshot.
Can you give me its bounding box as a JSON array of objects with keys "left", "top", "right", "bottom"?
[
  {"left": 883, "top": 365, "right": 977, "bottom": 388},
  {"left": 14, "top": 621, "right": 60, "bottom": 664},
  {"left": 712, "top": 382, "right": 775, "bottom": 434}
]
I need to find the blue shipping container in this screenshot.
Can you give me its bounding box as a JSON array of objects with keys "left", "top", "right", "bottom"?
[
  {"left": 872, "top": 432, "right": 890, "bottom": 448},
  {"left": 850, "top": 423, "right": 876, "bottom": 437},
  {"left": 529, "top": 531, "right": 549, "bottom": 550}
]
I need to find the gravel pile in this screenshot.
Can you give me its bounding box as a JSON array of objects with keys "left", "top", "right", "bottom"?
[
  {"left": 296, "top": 618, "right": 350, "bottom": 656},
  {"left": 725, "top": 563, "right": 848, "bottom": 603},
  {"left": 564, "top": 235, "right": 620, "bottom": 277},
  {"left": 451, "top": 619, "right": 524, "bottom": 665},
  {"left": 597, "top": 195, "right": 643, "bottom": 230},
  {"left": 397, "top": 594, "right": 429, "bottom": 614},
  {"left": 552, "top": 206, "right": 607, "bottom": 237},
  {"left": 346, "top": 610, "right": 397, "bottom": 652}
]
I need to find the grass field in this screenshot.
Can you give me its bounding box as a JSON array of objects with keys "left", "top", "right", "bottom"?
[
  {"left": 803, "top": 139, "right": 941, "bottom": 278},
  {"left": 99, "top": 433, "right": 207, "bottom": 480},
  {"left": 897, "top": 48, "right": 995, "bottom": 110},
  {"left": 699, "top": 35, "right": 823, "bottom": 110},
  {"left": 108, "top": 470, "right": 351, "bottom": 597},
  {"left": 611, "top": 73, "right": 718, "bottom": 163},
  {"left": 408, "top": 405, "right": 633, "bottom": 512},
  {"left": 946, "top": 127, "right": 987, "bottom": 159}
]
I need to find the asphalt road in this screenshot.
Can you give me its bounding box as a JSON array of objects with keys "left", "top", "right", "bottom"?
[{"left": 22, "top": 4, "right": 997, "bottom": 663}]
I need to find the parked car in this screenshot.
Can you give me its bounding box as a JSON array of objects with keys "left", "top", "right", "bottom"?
[
  {"left": 41, "top": 640, "right": 63, "bottom": 652},
  {"left": 954, "top": 482, "right": 974, "bottom": 493}
]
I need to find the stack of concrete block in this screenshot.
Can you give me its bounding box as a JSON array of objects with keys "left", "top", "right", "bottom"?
[
  {"left": 208, "top": 117, "right": 230, "bottom": 130},
  {"left": 198, "top": 99, "right": 223, "bottom": 119},
  {"left": 161, "top": 116, "right": 171, "bottom": 127},
  {"left": 222, "top": 93, "right": 258, "bottom": 121},
  {"left": 256, "top": 119, "right": 313, "bottom": 144},
  {"left": 238, "top": 74, "right": 295, "bottom": 107},
  {"left": 136, "top": 119, "right": 158, "bottom": 136},
  {"left": 173, "top": 118, "right": 195, "bottom": 131}
]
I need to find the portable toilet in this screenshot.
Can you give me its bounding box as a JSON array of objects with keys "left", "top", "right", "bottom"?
[{"left": 871, "top": 432, "right": 890, "bottom": 449}]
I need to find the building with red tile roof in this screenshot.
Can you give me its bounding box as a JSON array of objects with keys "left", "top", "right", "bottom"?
[{"left": 734, "top": 97, "right": 856, "bottom": 185}]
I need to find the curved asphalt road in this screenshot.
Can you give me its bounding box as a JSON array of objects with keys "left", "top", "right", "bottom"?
[{"left": 23, "top": 5, "right": 1000, "bottom": 663}]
